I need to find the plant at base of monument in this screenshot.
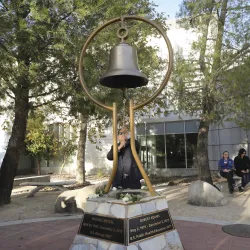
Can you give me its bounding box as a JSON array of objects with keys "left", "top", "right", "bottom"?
[
  {"left": 88, "top": 194, "right": 100, "bottom": 199},
  {"left": 95, "top": 184, "right": 107, "bottom": 197},
  {"left": 116, "top": 193, "right": 143, "bottom": 203}
]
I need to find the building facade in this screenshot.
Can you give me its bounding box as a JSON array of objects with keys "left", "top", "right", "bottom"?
[{"left": 1, "top": 19, "right": 249, "bottom": 177}]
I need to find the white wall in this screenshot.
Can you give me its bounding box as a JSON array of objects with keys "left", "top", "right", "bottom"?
[{"left": 0, "top": 115, "right": 10, "bottom": 167}]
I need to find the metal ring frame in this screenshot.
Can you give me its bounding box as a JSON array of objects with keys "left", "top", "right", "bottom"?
[
  {"left": 78, "top": 15, "right": 173, "bottom": 111},
  {"left": 78, "top": 16, "right": 173, "bottom": 195}
]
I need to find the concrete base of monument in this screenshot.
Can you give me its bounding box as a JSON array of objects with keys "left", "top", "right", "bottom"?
[{"left": 69, "top": 190, "right": 184, "bottom": 250}]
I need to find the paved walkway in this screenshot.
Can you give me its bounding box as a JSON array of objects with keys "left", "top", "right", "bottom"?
[{"left": 0, "top": 217, "right": 250, "bottom": 250}]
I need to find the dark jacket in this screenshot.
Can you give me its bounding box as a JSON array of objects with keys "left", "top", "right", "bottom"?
[
  {"left": 234, "top": 155, "right": 250, "bottom": 177},
  {"left": 107, "top": 139, "right": 142, "bottom": 189}
]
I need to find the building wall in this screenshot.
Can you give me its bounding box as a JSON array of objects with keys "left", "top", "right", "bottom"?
[
  {"left": 208, "top": 121, "right": 250, "bottom": 172},
  {"left": 1, "top": 114, "right": 250, "bottom": 177},
  {"left": 30, "top": 127, "right": 114, "bottom": 176},
  {"left": 0, "top": 116, "right": 9, "bottom": 168}
]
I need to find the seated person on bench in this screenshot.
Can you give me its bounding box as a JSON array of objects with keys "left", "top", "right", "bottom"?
[
  {"left": 218, "top": 151, "right": 235, "bottom": 194},
  {"left": 234, "top": 148, "right": 250, "bottom": 193}
]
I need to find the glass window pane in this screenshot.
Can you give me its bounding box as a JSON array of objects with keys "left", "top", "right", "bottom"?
[
  {"left": 136, "top": 124, "right": 145, "bottom": 136},
  {"left": 185, "top": 120, "right": 199, "bottom": 133},
  {"left": 137, "top": 136, "right": 147, "bottom": 168},
  {"left": 146, "top": 123, "right": 164, "bottom": 135},
  {"left": 165, "top": 134, "right": 186, "bottom": 168},
  {"left": 186, "top": 133, "right": 198, "bottom": 168},
  {"left": 146, "top": 135, "right": 165, "bottom": 169},
  {"left": 165, "top": 122, "right": 184, "bottom": 134}
]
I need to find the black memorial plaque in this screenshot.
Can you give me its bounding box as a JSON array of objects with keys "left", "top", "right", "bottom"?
[
  {"left": 78, "top": 213, "right": 125, "bottom": 244},
  {"left": 128, "top": 209, "right": 175, "bottom": 244}
]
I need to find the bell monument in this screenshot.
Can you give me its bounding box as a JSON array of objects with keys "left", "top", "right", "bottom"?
[{"left": 69, "top": 16, "right": 184, "bottom": 250}]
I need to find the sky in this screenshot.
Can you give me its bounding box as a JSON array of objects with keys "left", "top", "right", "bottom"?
[
  {"left": 152, "top": 0, "right": 184, "bottom": 19},
  {"left": 148, "top": 0, "right": 195, "bottom": 59}
]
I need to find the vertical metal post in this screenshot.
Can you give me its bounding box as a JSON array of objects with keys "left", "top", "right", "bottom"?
[
  {"left": 129, "top": 99, "right": 156, "bottom": 196},
  {"left": 144, "top": 122, "right": 148, "bottom": 169},
  {"left": 164, "top": 122, "right": 167, "bottom": 169},
  {"left": 184, "top": 121, "right": 187, "bottom": 169},
  {"left": 104, "top": 103, "right": 118, "bottom": 193}
]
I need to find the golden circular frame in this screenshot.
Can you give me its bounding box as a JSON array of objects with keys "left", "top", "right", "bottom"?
[{"left": 78, "top": 15, "right": 173, "bottom": 111}]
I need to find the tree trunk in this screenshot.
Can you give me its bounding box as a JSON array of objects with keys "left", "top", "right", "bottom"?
[
  {"left": 0, "top": 92, "right": 29, "bottom": 206},
  {"left": 37, "top": 158, "right": 41, "bottom": 175},
  {"left": 196, "top": 119, "right": 213, "bottom": 184},
  {"left": 76, "top": 114, "right": 88, "bottom": 184},
  {"left": 60, "top": 158, "right": 66, "bottom": 174}
]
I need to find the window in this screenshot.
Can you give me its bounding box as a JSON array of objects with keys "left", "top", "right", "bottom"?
[
  {"left": 186, "top": 133, "right": 198, "bottom": 168},
  {"left": 146, "top": 123, "right": 164, "bottom": 135},
  {"left": 136, "top": 124, "right": 145, "bottom": 136},
  {"left": 137, "top": 136, "right": 147, "bottom": 169},
  {"left": 185, "top": 120, "right": 199, "bottom": 133},
  {"left": 165, "top": 134, "right": 186, "bottom": 168},
  {"left": 147, "top": 135, "right": 165, "bottom": 169},
  {"left": 165, "top": 122, "right": 184, "bottom": 134},
  {"left": 136, "top": 120, "right": 199, "bottom": 169}
]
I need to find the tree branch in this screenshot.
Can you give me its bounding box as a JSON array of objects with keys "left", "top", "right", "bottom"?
[
  {"left": 222, "top": 44, "right": 250, "bottom": 71},
  {"left": 29, "top": 87, "right": 60, "bottom": 98},
  {"left": 0, "top": 1, "right": 9, "bottom": 11},
  {"left": 5, "top": 90, "right": 15, "bottom": 99},
  {"left": 227, "top": 5, "right": 250, "bottom": 11},
  {"left": 198, "top": 3, "right": 215, "bottom": 73},
  {"left": 1, "top": 77, "right": 16, "bottom": 93},
  {"left": 32, "top": 96, "right": 64, "bottom": 108}
]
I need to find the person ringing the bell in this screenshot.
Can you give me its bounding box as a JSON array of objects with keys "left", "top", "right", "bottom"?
[{"left": 107, "top": 127, "right": 142, "bottom": 189}]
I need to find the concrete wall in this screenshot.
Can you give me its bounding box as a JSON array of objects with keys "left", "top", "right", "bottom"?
[
  {"left": 17, "top": 155, "right": 33, "bottom": 175},
  {"left": 148, "top": 168, "right": 198, "bottom": 177},
  {"left": 31, "top": 127, "right": 114, "bottom": 176},
  {"left": 2, "top": 114, "right": 250, "bottom": 178},
  {"left": 84, "top": 128, "right": 113, "bottom": 175},
  {"left": 14, "top": 175, "right": 50, "bottom": 186},
  {"left": 0, "top": 116, "right": 9, "bottom": 168}
]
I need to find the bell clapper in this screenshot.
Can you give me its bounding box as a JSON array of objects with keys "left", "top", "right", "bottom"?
[{"left": 121, "top": 88, "right": 128, "bottom": 127}]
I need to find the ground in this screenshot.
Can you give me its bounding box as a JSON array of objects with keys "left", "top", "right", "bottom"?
[{"left": 0, "top": 174, "right": 250, "bottom": 224}]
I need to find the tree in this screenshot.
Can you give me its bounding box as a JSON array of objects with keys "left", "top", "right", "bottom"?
[
  {"left": 0, "top": 0, "right": 87, "bottom": 205},
  {"left": 76, "top": 114, "right": 88, "bottom": 183},
  {"left": 25, "top": 112, "right": 58, "bottom": 175},
  {"left": 0, "top": 0, "right": 167, "bottom": 205},
  {"left": 169, "top": 0, "right": 250, "bottom": 184}
]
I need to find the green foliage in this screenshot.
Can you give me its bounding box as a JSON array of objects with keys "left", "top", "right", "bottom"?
[
  {"left": 170, "top": 0, "right": 250, "bottom": 126},
  {"left": 168, "top": 0, "right": 250, "bottom": 183},
  {"left": 25, "top": 112, "right": 58, "bottom": 162},
  {"left": 96, "top": 168, "right": 105, "bottom": 178},
  {"left": 116, "top": 192, "right": 143, "bottom": 202},
  {"left": 57, "top": 123, "right": 78, "bottom": 159},
  {"left": 0, "top": 0, "right": 170, "bottom": 147},
  {"left": 0, "top": 0, "right": 170, "bottom": 204}
]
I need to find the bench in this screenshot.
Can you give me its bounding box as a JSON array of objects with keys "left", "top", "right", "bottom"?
[
  {"left": 19, "top": 181, "right": 77, "bottom": 198},
  {"left": 217, "top": 172, "right": 242, "bottom": 188}
]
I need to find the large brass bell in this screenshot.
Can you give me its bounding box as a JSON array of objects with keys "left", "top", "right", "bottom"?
[{"left": 99, "top": 42, "right": 148, "bottom": 88}]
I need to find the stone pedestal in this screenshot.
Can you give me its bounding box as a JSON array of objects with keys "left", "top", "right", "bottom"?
[{"left": 69, "top": 190, "right": 184, "bottom": 250}]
